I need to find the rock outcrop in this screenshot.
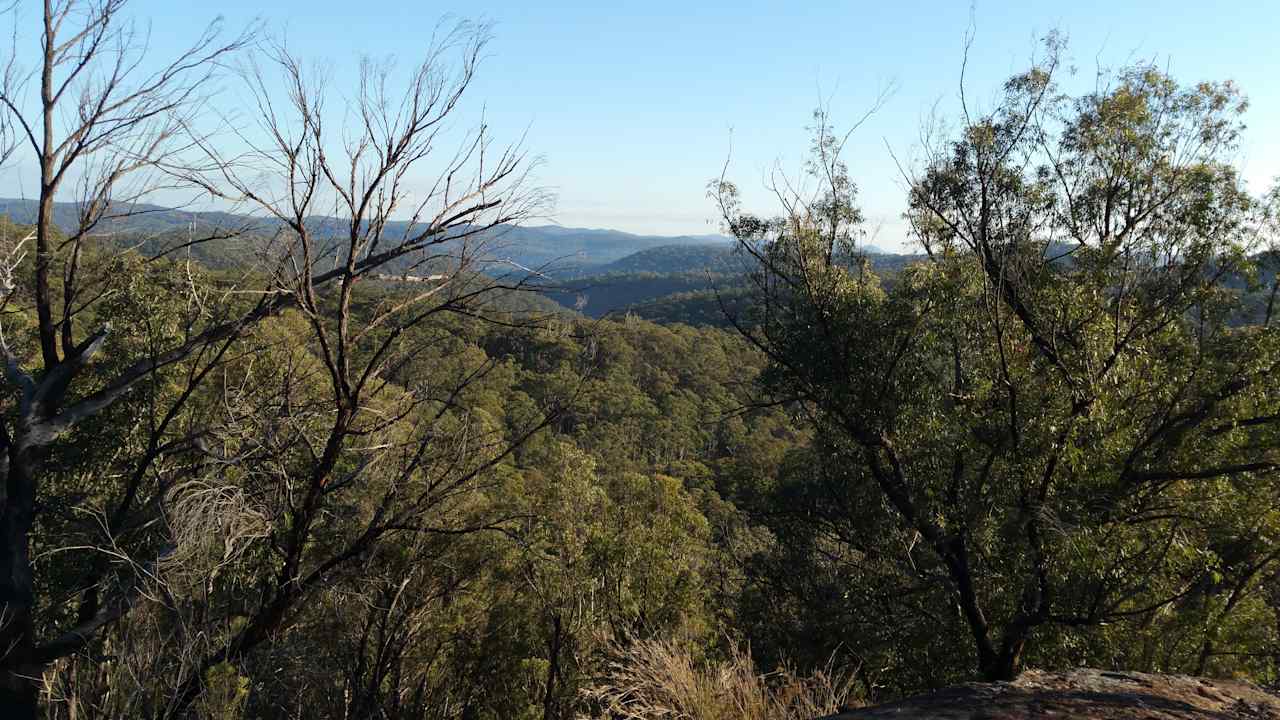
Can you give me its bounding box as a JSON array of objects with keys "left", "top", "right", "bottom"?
[{"left": 823, "top": 669, "right": 1280, "bottom": 719}]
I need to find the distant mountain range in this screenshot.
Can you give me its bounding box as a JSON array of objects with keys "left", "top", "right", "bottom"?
[
  {"left": 0, "top": 197, "right": 939, "bottom": 327},
  {"left": 0, "top": 198, "right": 730, "bottom": 270}
]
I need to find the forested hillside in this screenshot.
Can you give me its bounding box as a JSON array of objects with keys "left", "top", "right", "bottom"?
[
  {"left": 542, "top": 249, "right": 927, "bottom": 321},
  {"left": 587, "top": 244, "right": 743, "bottom": 274},
  {"left": 545, "top": 272, "right": 732, "bottom": 318},
  {"left": 0, "top": 2, "right": 1279, "bottom": 719},
  {"left": 0, "top": 232, "right": 803, "bottom": 715}
]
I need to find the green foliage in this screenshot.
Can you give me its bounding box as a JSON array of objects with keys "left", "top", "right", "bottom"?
[
  {"left": 196, "top": 663, "right": 250, "bottom": 720},
  {"left": 26, "top": 259, "right": 800, "bottom": 718}
]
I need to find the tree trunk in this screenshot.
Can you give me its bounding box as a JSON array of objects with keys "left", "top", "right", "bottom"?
[
  {"left": 0, "top": 449, "right": 40, "bottom": 720},
  {"left": 542, "top": 614, "right": 563, "bottom": 720},
  {"left": 979, "top": 639, "right": 1025, "bottom": 683},
  {"left": 0, "top": 611, "right": 38, "bottom": 720}
]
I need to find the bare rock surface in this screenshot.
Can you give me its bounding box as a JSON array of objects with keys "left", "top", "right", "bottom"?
[{"left": 822, "top": 669, "right": 1280, "bottom": 719}]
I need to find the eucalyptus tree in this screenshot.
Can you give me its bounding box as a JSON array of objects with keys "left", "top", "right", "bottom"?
[{"left": 716, "top": 42, "right": 1280, "bottom": 682}]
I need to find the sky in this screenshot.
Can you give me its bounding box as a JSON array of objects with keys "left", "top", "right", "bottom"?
[{"left": 6, "top": 0, "right": 1280, "bottom": 250}]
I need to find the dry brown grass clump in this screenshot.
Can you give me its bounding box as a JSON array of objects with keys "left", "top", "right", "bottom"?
[{"left": 579, "top": 638, "right": 859, "bottom": 720}]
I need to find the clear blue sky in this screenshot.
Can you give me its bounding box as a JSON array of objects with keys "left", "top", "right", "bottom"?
[{"left": 19, "top": 1, "right": 1280, "bottom": 248}]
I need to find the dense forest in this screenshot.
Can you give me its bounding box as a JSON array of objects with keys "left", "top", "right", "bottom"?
[{"left": 0, "top": 2, "right": 1278, "bottom": 719}]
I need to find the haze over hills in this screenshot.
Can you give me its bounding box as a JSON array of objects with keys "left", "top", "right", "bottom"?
[
  {"left": 0, "top": 198, "right": 924, "bottom": 318},
  {"left": 0, "top": 197, "right": 941, "bottom": 325},
  {"left": 0, "top": 198, "right": 731, "bottom": 271},
  {"left": 26, "top": 197, "right": 1246, "bottom": 330}
]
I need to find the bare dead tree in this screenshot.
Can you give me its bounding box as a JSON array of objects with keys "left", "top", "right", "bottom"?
[
  {"left": 0, "top": 1, "right": 254, "bottom": 713},
  {"left": 0, "top": 3, "right": 552, "bottom": 716}
]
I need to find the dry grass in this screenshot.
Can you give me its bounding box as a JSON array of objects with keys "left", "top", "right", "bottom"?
[{"left": 579, "top": 637, "right": 859, "bottom": 720}]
